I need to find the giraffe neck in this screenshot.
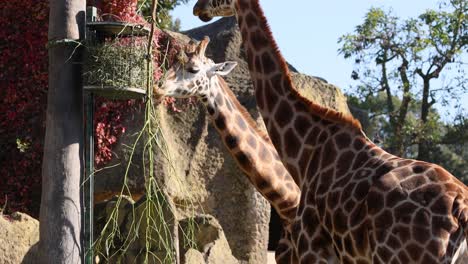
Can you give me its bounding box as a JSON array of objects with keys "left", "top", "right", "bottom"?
[
  {"left": 234, "top": 0, "right": 296, "bottom": 114},
  {"left": 234, "top": 0, "right": 366, "bottom": 186},
  {"left": 201, "top": 76, "right": 301, "bottom": 222}
]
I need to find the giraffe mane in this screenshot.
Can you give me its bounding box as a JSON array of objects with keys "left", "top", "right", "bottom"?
[
  {"left": 217, "top": 76, "right": 272, "bottom": 143},
  {"left": 250, "top": 0, "right": 362, "bottom": 131}
]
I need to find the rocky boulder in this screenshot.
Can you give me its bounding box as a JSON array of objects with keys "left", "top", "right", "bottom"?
[
  {"left": 179, "top": 215, "right": 239, "bottom": 264},
  {"left": 0, "top": 212, "right": 39, "bottom": 264},
  {"left": 94, "top": 196, "right": 239, "bottom": 264}
]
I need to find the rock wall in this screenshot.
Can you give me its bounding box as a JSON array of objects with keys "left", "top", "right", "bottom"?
[
  {"left": 94, "top": 17, "right": 351, "bottom": 263},
  {"left": 0, "top": 205, "right": 240, "bottom": 264}
]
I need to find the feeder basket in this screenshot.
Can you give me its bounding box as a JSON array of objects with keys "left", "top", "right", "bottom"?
[{"left": 83, "top": 21, "right": 150, "bottom": 99}]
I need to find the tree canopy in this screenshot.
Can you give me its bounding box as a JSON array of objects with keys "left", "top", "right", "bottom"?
[{"left": 339, "top": 0, "right": 467, "bottom": 181}]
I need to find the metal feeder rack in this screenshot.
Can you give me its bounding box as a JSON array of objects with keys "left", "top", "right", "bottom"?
[{"left": 82, "top": 7, "right": 151, "bottom": 264}]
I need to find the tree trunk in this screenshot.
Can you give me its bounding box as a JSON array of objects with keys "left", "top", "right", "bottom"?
[
  {"left": 380, "top": 50, "right": 401, "bottom": 155},
  {"left": 392, "top": 59, "right": 411, "bottom": 157},
  {"left": 39, "top": 0, "right": 85, "bottom": 263},
  {"left": 418, "top": 78, "right": 431, "bottom": 161}
]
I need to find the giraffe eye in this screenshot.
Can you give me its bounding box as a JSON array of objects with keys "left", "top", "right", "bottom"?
[{"left": 187, "top": 67, "right": 200, "bottom": 74}]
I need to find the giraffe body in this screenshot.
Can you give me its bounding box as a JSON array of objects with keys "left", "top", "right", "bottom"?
[
  {"left": 158, "top": 37, "right": 300, "bottom": 223},
  {"left": 193, "top": 1, "right": 468, "bottom": 263}
]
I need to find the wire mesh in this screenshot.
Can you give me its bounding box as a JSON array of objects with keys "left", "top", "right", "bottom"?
[{"left": 83, "top": 22, "right": 149, "bottom": 99}]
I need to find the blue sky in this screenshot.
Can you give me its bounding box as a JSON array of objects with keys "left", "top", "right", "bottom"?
[{"left": 171, "top": 0, "right": 467, "bottom": 118}]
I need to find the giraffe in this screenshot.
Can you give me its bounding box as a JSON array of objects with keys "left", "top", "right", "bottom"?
[
  {"left": 192, "top": 1, "right": 468, "bottom": 263},
  {"left": 156, "top": 36, "right": 301, "bottom": 224}
]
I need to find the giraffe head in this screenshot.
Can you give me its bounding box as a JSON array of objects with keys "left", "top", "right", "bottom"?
[
  {"left": 158, "top": 36, "right": 237, "bottom": 99},
  {"left": 193, "top": 0, "right": 236, "bottom": 22}
]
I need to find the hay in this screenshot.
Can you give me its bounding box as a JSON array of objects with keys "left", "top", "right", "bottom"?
[{"left": 83, "top": 38, "right": 149, "bottom": 95}]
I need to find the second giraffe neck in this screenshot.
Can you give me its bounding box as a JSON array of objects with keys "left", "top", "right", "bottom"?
[
  {"left": 234, "top": 0, "right": 320, "bottom": 136},
  {"left": 234, "top": 0, "right": 295, "bottom": 105},
  {"left": 234, "top": 0, "right": 367, "bottom": 186},
  {"left": 201, "top": 76, "right": 300, "bottom": 222}
]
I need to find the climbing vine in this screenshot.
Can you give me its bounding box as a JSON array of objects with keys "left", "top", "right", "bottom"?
[
  {"left": 0, "top": 1, "right": 48, "bottom": 216},
  {"left": 0, "top": 0, "right": 183, "bottom": 216}
]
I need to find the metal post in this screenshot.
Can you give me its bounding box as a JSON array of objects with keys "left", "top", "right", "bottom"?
[
  {"left": 84, "top": 93, "right": 94, "bottom": 264},
  {"left": 83, "top": 6, "right": 97, "bottom": 264}
]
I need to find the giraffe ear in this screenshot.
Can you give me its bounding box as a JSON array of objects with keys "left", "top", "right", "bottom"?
[{"left": 209, "top": 61, "right": 238, "bottom": 76}]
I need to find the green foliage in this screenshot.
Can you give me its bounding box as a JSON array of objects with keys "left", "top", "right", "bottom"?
[
  {"left": 348, "top": 93, "right": 468, "bottom": 182},
  {"left": 138, "top": 0, "right": 188, "bottom": 30},
  {"left": 16, "top": 138, "right": 30, "bottom": 153},
  {"left": 426, "top": 114, "right": 468, "bottom": 182},
  {"left": 340, "top": 0, "right": 467, "bottom": 181}
]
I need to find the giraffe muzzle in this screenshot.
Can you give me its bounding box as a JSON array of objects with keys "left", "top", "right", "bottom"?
[
  {"left": 152, "top": 85, "right": 166, "bottom": 101},
  {"left": 193, "top": 2, "right": 213, "bottom": 22},
  {"left": 198, "top": 13, "right": 213, "bottom": 22}
]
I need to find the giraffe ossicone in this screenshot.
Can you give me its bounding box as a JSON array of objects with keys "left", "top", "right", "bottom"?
[
  {"left": 192, "top": 1, "right": 468, "bottom": 263},
  {"left": 158, "top": 36, "right": 301, "bottom": 224}
]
